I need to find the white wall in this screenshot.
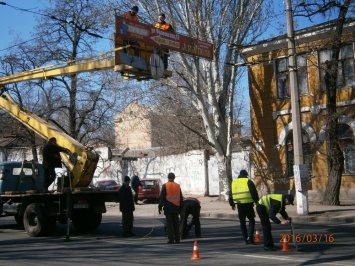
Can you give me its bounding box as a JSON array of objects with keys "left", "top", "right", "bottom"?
[
  {"left": 94, "top": 148, "right": 251, "bottom": 196},
  {"left": 1, "top": 147, "right": 251, "bottom": 197}
]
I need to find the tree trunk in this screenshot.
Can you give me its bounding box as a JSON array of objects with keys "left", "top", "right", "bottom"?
[
  {"left": 322, "top": 24, "right": 345, "bottom": 205},
  {"left": 323, "top": 114, "right": 344, "bottom": 205},
  {"left": 216, "top": 153, "right": 232, "bottom": 201}
]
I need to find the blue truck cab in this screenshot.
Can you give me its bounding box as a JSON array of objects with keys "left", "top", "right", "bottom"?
[
  {"left": 0, "top": 161, "right": 118, "bottom": 237},
  {"left": 0, "top": 161, "right": 44, "bottom": 193}
]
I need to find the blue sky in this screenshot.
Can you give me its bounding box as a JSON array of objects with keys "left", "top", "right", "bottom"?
[
  {"left": 0, "top": 0, "right": 44, "bottom": 53},
  {"left": 0, "top": 1, "right": 328, "bottom": 56}
]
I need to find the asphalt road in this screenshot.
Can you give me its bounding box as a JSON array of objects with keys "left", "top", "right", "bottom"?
[{"left": 1, "top": 212, "right": 355, "bottom": 266}]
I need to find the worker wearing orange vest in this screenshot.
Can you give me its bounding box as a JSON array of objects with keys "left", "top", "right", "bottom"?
[
  {"left": 124, "top": 6, "right": 139, "bottom": 22},
  {"left": 154, "top": 13, "right": 174, "bottom": 31},
  {"left": 154, "top": 13, "right": 174, "bottom": 70},
  {"left": 159, "top": 172, "right": 183, "bottom": 244},
  {"left": 123, "top": 6, "right": 140, "bottom": 56}
]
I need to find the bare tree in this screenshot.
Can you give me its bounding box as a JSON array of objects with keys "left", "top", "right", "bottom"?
[
  {"left": 115, "top": 0, "right": 274, "bottom": 199},
  {"left": 0, "top": 0, "right": 130, "bottom": 151},
  {"left": 150, "top": 89, "right": 210, "bottom": 153},
  {"left": 294, "top": 0, "right": 355, "bottom": 205}
]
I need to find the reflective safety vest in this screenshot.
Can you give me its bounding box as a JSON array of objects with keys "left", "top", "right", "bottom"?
[
  {"left": 258, "top": 194, "right": 283, "bottom": 213},
  {"left": 232, "top": 178, "right": 253, "bottom": 204},
  {"left": 124, "top": 12, "right": 138, "bottom": 22},
  {"left": 166, "top": 182, "right": 181, "bottom": 206},
  {"left": 154, "top": 22, "right": 172, "bottom": 31}
]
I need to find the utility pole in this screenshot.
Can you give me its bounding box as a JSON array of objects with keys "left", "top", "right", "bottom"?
[{"left": 285, "top": 0, "right": 309, "bottom": 215}]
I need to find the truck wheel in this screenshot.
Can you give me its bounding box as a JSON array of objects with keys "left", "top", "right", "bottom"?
[
  {"left": 72, "top": 210, "right": 102, "bottom": 232},
  {"left": 14, "top": 214, "right": 24, "bottom": 227},
  {"left": 24, "top": 203, "right": 52, "bottom": 237}
]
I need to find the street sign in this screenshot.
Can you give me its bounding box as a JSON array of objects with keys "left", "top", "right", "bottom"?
[{"left": 115, "top": 16, "right": 214, "bottom": 61}]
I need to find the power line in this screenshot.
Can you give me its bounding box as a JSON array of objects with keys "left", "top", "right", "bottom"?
[
  {"left": 0, "top": 37, "right": 41, "bottom": 53},
  {"left": 0, "top": 1, "right": 173, "bottom": 54},
  {"left": 0, "top": 1, "right": 124, "bottom": 53}
]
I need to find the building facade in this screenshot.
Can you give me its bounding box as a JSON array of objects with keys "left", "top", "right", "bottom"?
[
  {"left": 242, "top": 19, "right": 355, "bottom": 200},
  {"left": 114, "top": 100, "right": 155, "bottom": 149}
]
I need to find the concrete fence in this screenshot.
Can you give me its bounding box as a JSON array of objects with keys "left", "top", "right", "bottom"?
[{"left": 0, "top": 147, "right": 251, "bottom": 196}]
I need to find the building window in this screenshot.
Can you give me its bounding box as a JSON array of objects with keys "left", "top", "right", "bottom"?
[
  {"left": 318, "top": 49, "right": 331, "bottom": 91},
  {"left": 276, "top": 58, "right": 290, "bottom": 99},
  {"left": 275, "top": 55, "right": 309, "bottom": 99},
  {"left": 338, "top": 44, "right": 355, "bottom": 88},
  {"left": 318, "top": 44, "right": 355, "bottom": 91},
  {"left": 338, "top": 124, "right": 355, "bottom": 174},
  {"left": 286, "top": 130, "right": 312, "bottom": 177},
  {"left": 297, "top": 55, "right": 309, "bottom": 95}
]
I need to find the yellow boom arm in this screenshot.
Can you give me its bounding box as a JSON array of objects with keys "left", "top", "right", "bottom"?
[{"left": 0, "top": 90, "right": 98, "bottom": 187}]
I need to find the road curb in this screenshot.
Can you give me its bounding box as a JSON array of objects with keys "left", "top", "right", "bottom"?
[{"left": 200, "top": 212, "right": 355, "bottom": 224}]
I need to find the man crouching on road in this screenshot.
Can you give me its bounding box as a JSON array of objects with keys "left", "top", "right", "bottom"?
[
  {"left": 256, "top": 194, "right": 294, "bottom": 251},
  {"left": 180, "top": 197, "right": 201, "bottom": 239},
  {"left": 158, "top": 172, "right": 183, "bottom": 244}
]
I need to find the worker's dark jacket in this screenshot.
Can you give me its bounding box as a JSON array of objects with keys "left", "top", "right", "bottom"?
[
  {"left": 131, "top": 175, "right": 142, "bottom": 192},
  {"left": 181, "top": 198, "right": 201, "bottom": 217},
  {"left": 119, "top": 184, "right": 135, "bottom": 213},
  {"left": 158, "top": 181, "right": 183, "bottom": 214},
  {"left": 228, "top": 177, "right": 259, "bottom": 208},
  {"left": 42, "top": 143, "right": 67, "bottom": 169}
]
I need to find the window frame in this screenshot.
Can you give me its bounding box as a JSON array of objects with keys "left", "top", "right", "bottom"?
[
  {"left": 275, "top": 57, "right": 290, "bottom": 100},
  {"left": 297, "top": 54, "right": 309, "bottom": 95},
  {"left": 275, "top": 55, "right": 309, "bottom": 100},
  {"left": 338, "top": 123, "right": 355, "bottom": 174},
  {"left": 317, "top": 44, "right": 355, "bottom": 92}
]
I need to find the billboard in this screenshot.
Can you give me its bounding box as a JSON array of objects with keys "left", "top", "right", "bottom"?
[{"left": 115, "top": 16, "right": 214, "bottom": 61}]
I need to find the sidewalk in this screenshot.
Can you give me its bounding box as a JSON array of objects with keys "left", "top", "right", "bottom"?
[
  {"left": 107, "top": 196, "right": 355, "bottom": 223},
  {"left": 194, "top": 195, "right": 355, "bottom": 224}
]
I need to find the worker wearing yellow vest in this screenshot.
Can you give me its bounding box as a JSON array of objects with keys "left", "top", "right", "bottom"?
[
  {"left": 122, "top": 6, "right": 140, "bottom": 56},
  {"left": 154, "top": 13, "right": 174, "bottom": 70},
  {"left": 256, "top": 194, "right": 294, "bottom": 251},
  {"left": 229, "top": 170, "right": 259, "bottom": 245},
  {"left": 159, "top": 172, "right": 183, "bottom": 244}
]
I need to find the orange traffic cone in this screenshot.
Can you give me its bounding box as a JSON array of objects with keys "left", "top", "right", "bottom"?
[
  {"left": 281, "top": 236, "right": 291, "bottom": 252},
  {"left": 191, "top": 241, "right": 202, "bottom": 260},
  {"left": 254, "top": 228, "right": 262, "bottom": 243}
]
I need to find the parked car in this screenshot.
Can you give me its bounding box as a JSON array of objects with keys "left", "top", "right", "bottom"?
[
  {"left": 95, "top": 180, "right": 120, "bottom": 190},
  {"left": 138, "top": 178, "right": 162, "bottom": 201}
]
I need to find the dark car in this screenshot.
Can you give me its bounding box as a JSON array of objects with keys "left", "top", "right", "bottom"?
[
  {"left": 138, "top": 178, "right": 162, "bottom": 201},
  {"left": 95, "top": 180, "right": 120, "bottom": 190}
]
